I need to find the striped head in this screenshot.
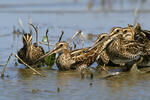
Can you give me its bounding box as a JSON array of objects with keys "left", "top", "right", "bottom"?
[
  {"left": 110, "top": 27, "right": 123, "bottom": 36},
  {"left": 53, "top": 41, "right": 69, "bottom": 54},
  {"left": 122, "top": 25, "right": 135, "bottom": 41},
  {"left": 34, "top": 41, "right": 69, "bottom": 63},
  {"left": 110, "top": 26, "right": 136, "bottom": 41},
  {"left": 134, "top": 23, "right": 146, "bottom": 42},
  {"left": 122, "top": 23, "right": 146, "bottom": 42},
  {"left": 94, "top": 33, "right": 108, "bottom": 45},
  {"left": 22, "top": 34, "right": 32, "bottom": 46}
]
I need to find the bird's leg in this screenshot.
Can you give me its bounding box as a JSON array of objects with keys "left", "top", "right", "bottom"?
[
  {"left": 101, "top": 64, "right": 108, "bottom": 72},
  {"left": 96, "top": 64, "right": 108, "bottom": 73},
  {"left": 80, "top": 66, "right": 95, "bottom": 80},
  {"left": 130, "top": 57, "right": 143, "bottom": 73}
]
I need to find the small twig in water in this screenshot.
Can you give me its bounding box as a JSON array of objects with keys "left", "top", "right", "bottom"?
[
  {"left": 69, "top": 30, "right": 80, "bottom": 43},
  {"left": 69, "top": 44, "right": 73, "bottom": 51},
  {"left": 46, "top": 28, "right": 50, "bottom": 51},
  {"left": 57, "top": 87, "right": 60, "bottom": 93},
  {"left": 79, "top": 30, "right": 85, "bottom": 48},
  {"left": 89, "top": 82, "right": 93, "bottom": 86},
  {"left": 58, "top": 30, "right": 64, "bottom": 42},
  {"left": 73, "top": 41, "right": 76, "bottom": 49},
  {"left": 28, "top": 16, "right": 33, "bottom": 34},
  {"left": 39, "top": 42, "right": 54, "bottom": 46},
  {"left": 134, "top": 8, "right": 138, "bottom": 25},
  {"left": 30, "top": 24, "right": 38, "bottom": 46},
  {"left": 1, "top": 53, "right": 13, "bottom": 77},
  {"left": 13, "top": 53, "right": 45, "bottom": 77},
  {"left": 90, "top": 73, "right": 94, "bottom": 80},
  {"left": 81, "top": 71, "right": 85, "bottom": 79},
  {"left": 69, "top": 30, "right": 85, "bottom": 47},
  {"left": 18, "top": 18, "right": 25, "bottom": 33},
  {"left": 102, "top": 72, "right": 121, "bottom": 79}
]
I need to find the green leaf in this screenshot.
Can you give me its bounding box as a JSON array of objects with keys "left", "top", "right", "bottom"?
[
  {"left": 44, "top": 53, "right": 56, "bottom": 69},
  {"left": 42, "top": 36, "right": 48, "bottom": 43}
]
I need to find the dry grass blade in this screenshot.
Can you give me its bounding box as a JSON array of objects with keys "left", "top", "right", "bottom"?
[
  {"left": 58, "top": 31, "right": 64, "bottom": 42},
  {"left": 73, "top": 41, "right": 76, "bottom": 49},
  {"left": 69, "top": 30, "right": 85, "bottom": 47},
  {"left": 80, "top": 33, "right": 85, "bottom": 48},
  {"left": 18, "top": 18, "right": 25, "bottom": 33},
  {"left": 102, "top": 72, "right": 121, "bottom": 79},
  {"left": 46, "top": 28, "right": 50, "bottom": 51},
  {"left": 1, "top": 53, "right": 13, "bottom": 77},
  {"left": 39, "top": 42, "right": 54, "bottom": 46},
  {"left": 28, "top": 16, "right": 33, "bottom": 34},
  {"left": 13, "top": 53, "right": 45, "bottom": 77},
  {"left": 134, "top": 8, "right": 138, "bottom": 25},
  {"left": 30, "top": 24, "right": 38, "bottom": 46},
  {"left": 69, "top": 31, "right": 79, "bottom": 43}
]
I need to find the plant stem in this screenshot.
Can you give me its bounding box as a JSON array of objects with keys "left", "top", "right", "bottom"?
[
  {"left": 1, "top": 53, "right": 13, "bottom": 77},
  {"left": 46, "top": 28, "right": 50, "bottom": 51},
  {"left": 13, "top": 53, "right": 45, "bottom": 77}
]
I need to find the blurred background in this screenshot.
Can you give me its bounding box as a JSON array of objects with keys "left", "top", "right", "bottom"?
[
  {"left": 1, "top": 0, "right": 150, "bottom": 61},
  {"left": 0, "top": 0, "right": 150, "bottom": 100}
]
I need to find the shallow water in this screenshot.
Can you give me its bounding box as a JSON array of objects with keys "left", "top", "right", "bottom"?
[{"left": 1, "top": 0, "right": 150, "bottom": 100}]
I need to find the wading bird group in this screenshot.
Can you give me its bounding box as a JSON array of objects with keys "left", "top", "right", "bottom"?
[{"left": 16, "top": 23, "right": 150, "bottom": 75}]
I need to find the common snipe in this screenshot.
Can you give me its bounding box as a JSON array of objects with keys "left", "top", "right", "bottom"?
[
  {"left": 93, "top": 33, "right": 110, "bottom": 66},
  {"left": 34, "top": 31, "right": 121, "bottom": 71},
  {"left": 18, "top": 34, "right": 45, "bottom": 67},
  {"left": 94, "top": 28, "right": 125, "bottom": 68},
  {"left": 105, "top": 26, "right": 144, "bottom": 70},
  {"left": 132, "top": 23, "right": 150, "bottom": 67}
]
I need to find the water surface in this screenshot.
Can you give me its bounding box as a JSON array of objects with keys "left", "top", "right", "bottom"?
[{"left": 0, "top": 0, "right": 150, "bottom": 100}]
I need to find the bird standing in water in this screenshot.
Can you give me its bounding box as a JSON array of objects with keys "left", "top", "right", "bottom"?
[
  {"left": 94, "top": 28, "right": 127, "bottom": 69},
  {"left": 105, "top": 26, "right": 144, "bottom": 71},
  {"left": 94, "top": 33, "right": 110, "bottom": 66},
  {"left": 94, "top": 24, "right": 146, "bottom": 71},
  {"left": 132, "top": 23, "right": 150, "bottom": 67},
  {"left": 18, "top": 34, "right": 45, "bottom": 67},
  {"left": 34, "top": 31, "right": 121, "bottom": 71}
]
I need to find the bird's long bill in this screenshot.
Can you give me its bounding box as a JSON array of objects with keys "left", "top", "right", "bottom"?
[
  {"left": 87, "top": 36, "right": 110, "bottom": 52},
  {"left": 34, "top": 48, "right": 57, "bottom": 63},
  {"left": 87, "top": 33, "right": 121, "bottom": 52}
]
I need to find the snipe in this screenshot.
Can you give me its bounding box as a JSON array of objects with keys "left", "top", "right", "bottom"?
[
  {"left": 18, "top": 34, "right": 45, "bottom": 67},
  {"left": 34, "top": 31, "right": 121, "bottom": 71},
  {"left": 132, "top": 23, "right": 150, "bottom": 67},
  {"left": 89, "top": 25, "right": 144, "bottom": 71},
  {"left": 94, "top": 28, "right": 124, "bottom": 68},
  {"left": 105, "top": 26, "right": 144, "bottom": 70},
  {"left": 93, "top": 33, "right": 110, "bottom": 66}
]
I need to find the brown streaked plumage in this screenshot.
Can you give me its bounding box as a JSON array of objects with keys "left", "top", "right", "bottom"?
[
  {"left": 105, "top": 26, "right": 144, "bottom": 70},
  {"left": 34, "top": 32, "right": 121, "bottom": 71},
  {"left": 95, "top": 28, "right": 125, "bottom": 67},
  {"left": 93, "top": 33, "right": 110, "bottom": 66},
  {"left": 122, "top": 26, "right": 135, "bottom": 41},
  {"left": 17, "top": 34, "right": 45, "bottom": 67},
  {"left": 110, "top": 23, "right": 149, "bottom": 69},
  {"left": 132, "top": 23, "right": 150, "bottom": 67}
]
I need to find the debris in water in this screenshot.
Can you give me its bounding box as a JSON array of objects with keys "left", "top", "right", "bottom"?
[
  {"left": 1, "top": 53, "right": 13, "bottom": 78},
  {"left": 57, "top": 87, "right": 60, "bottom": 93}
]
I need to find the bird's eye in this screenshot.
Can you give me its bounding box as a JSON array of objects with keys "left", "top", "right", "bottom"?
[
  {"left": 97, "top": 36, "right": 105, "bottom": 42},
  {"left": 101, "top": 36, "right": 105, "bottom": 39},
  {"left": 116, "top": 29, "right": 120, "bottom": 33},
  {"left": 60, "top": 44, "right": 63, "bottom": 47},
  {"left": 123, "top": 30, "right": 127, "bottom": 33}
]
